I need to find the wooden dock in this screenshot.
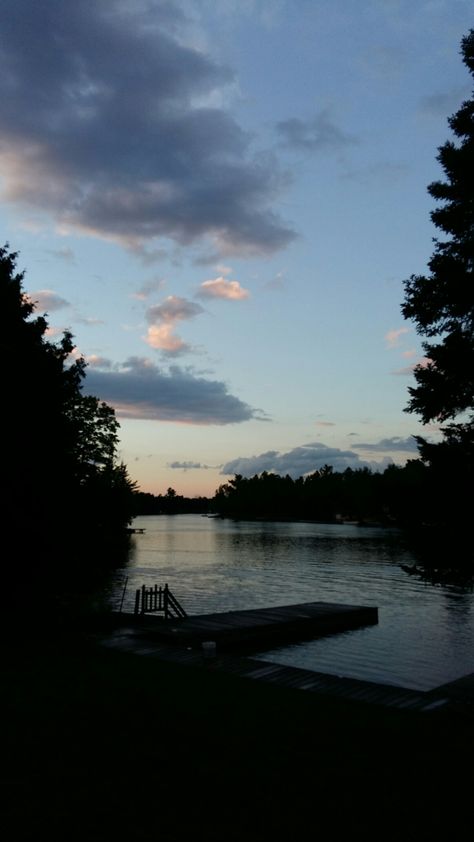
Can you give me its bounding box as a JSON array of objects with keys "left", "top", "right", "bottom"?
[
  {"left": 119, "top": 600, "right": 378, "bottom": 651},
  {"left": 98, "top": 630, "right": 453, "bottom": 713}
]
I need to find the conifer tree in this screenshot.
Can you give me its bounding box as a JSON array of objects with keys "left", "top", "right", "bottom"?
[
  {"left": 402, "top": 33, "right": 474, "bottom": 444},
  {"left": 402, "top": 30, "right": 474, "bottom": 526}
]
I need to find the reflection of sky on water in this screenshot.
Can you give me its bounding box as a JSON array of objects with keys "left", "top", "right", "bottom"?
[{"left": 105, "top": 515, "right": 474, "bottom": 691}]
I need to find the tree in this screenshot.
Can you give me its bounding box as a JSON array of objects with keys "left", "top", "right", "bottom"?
[
  {"left": 402, "top": 30, "right": 474, "bottom": 431},
  {"left": 401, "top": 30, "right": 474, "bottom": 532},
  {"left": 1, "top": 244, "right": 136, "bottom": 590}
]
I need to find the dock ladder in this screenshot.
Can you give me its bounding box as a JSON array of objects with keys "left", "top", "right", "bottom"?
[{"left": 134, "top": 583, "right": 187, "bottom": 619}]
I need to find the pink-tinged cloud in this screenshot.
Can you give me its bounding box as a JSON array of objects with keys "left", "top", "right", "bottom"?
[
  {"left": 86, "top": 355, "right": 112, "bottom": 369},
  {"left": 145, "top": 295, "right": 204, "bottom": 355},
  {"left": 28, "top": 289, "right": 70, "bottom": 312},
  {"left": 315, "top": 421, "right": 335, "bottom": 427},
  {"left": 385, "top": 326, "right": 409, "bottom": 349},
  {"left": 146, "top": 324, "right": 188, "bottom": 354},
  {"left": 147, "top": 296, "right": 204, "bottom": 324},
  {"left": 197, "top": 276, "right": 250, "bottom": 300},
  {"left": 391, "top": 357, "right": 431, "bottom": 375},
  {"left": 402, "top": 348, "right": 417, "bottom": 359}
]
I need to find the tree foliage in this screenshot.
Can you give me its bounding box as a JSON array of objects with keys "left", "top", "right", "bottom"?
[
  {"left": 1, "top": 245, "right": 137, "bottom": 587},
  {"left": 402, "top": 30, "right": 474, "bottom": 429},
  {"left": 212, "top": 464, "right": 429, "bottom": 526}
]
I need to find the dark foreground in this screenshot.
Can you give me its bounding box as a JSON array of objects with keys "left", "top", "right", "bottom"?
[{"left": 3, "top": 632, "right": 473, "bottom": 841}]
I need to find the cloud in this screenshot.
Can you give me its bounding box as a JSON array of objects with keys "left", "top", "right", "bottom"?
[
  {"left": 168, "top": 461, "right": 215, "bottom": 470},
  {"left": 86, "top": 355, "right": 112, "bottom": 369},
  {"left": 147, "top": 296, "right": 204, "bottom": 324},
  {"left": 264, "top": 270, "right": 286, "bottom": 291},
  {"left": 352, "top": 436, "right": 419, "bottom": 453},
  {"left": 391, "top": 357, "right": 431, "bottom": 375},
  {"left": 315, "top": 421, "right": 335, "bottom": 428},
  {"left": 385, "top": 326, "right": 409, "bottom": 348},
  {"left": 132, "top": 277, "right": 166, "bottom": 300},
  {"left": 221, "top": 442, "right": 392, "bottom": 479},
  {"left": 197, "top": 276, "right": 250, "bottom": 300},
  {"left": 276, "top": 109, "right": 356, "bottom": 153},
  {"left": 76, "top": 316, "right": 105, "bottom": 326},
  {"left": 145, "top": 294, "right": 204, "bottom": 354},
  {"left": 0, "top": 0, "right": 295, "bottom": 257},
  {"left": 84, "top": 356, "right": 262, "bottom": 425},
  {"left": 28, "top": 289, "right": 70, "bottom": 312},
  {"left": 419, "top": 86, "right": 470, "bottom": 117},
  {"left": 45, "top": 247, "right": 75, "bottom": 263}
]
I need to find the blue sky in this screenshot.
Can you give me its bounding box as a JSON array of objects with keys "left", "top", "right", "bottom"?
[{"left": 1, "top": 0, "right": 472, "bottom": 495}]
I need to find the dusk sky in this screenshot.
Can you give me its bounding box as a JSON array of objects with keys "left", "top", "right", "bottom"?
[{"left": 1, "top": 0, "right": 472, "bottom": 496}]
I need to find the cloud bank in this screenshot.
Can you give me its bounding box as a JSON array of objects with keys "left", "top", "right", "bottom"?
[
  {"left": 0, "top": 0, "right": 294, "bottom": 257},
  {"left": 84, "top": 356, "right": 261, "bottom": 424},
  {"left": 221, "top": 442, "right": 392, "bottom": 478}
]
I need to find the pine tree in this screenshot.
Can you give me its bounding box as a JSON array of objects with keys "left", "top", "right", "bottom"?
[{"left": 402, "top": 30, "right": 474, "bottom": 529}]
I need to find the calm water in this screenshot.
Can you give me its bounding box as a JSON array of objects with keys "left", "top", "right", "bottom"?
[{"left": 104, "top": 514, "right": 474, "bottom": 691}]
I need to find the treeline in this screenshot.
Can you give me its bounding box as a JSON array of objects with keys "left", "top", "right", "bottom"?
[
  {"left": 212, "top": 462, "right": 433, "bottom": 526},
  {"left": 134, "top": 488, "right": 210, "bottom": 515}
]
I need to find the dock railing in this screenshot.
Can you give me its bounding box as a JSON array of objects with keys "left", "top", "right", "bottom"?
[{"left": 134, "top": 583, "right": 187, "bottom": 619}]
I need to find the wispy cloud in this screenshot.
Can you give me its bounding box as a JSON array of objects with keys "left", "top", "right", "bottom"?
[
  {"left": 264, "top": 270, "right": 286, "bottom": 291},
  {"left": 76, "top": 316, "right": 105, "bottom": 326},
  {"left": 168, "top": 461, "right": 217, "bottom": 470},
  {"left": 391, "top": 357, "right": 431, "bottom": 375},
  {"left": 419, "top": 86, "right": 470, "bottom": 117},
  {"left": 0, "top": 0, "right": 295, "bottom": 257},
  {"left": 197, "top": 276, "right": 250, "bottom": 300},
  {"left": 84, "top": 356, "right": 263, "bottom": 425},
  {"left": 385, "top": 326, "right": 409, "bottom": 349},
  {"left": 352, "top": 436, "right": 419, "bottom": 453},
  {"left": 132, "top": 277, "right": 166, "bottom": 300},
  {"left": 276, "top": 108, "right": 356, "bottom": 153},
  {"left": 45, "top": 247, "right": 75, "bottom": 263}
]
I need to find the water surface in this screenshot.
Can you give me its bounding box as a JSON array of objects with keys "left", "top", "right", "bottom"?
[{"left": 104, "top": 515, "right": 474, "bottom": 691}]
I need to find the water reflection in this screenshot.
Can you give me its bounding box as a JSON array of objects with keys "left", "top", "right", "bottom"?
[{"left": 103, "top": 515, "right": 474, "bottom": 691}]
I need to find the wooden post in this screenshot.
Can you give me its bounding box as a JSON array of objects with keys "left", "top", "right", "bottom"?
[
  {"left": 119, "top": 577, "right": 128, "bottom": 613},
  {"left": 164, "top": 583, "right": 169, "bottom": 620},
  {"left": 134, "top": 588, "right": 140, "bottom": 616},
  {"left": 141, "top": 584, "right": 146, "bottom": 615}
]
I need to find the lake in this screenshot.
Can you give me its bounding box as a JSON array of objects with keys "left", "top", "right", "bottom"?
[{"left": 104, "top": 514, "right": 474, "bottom": 691}]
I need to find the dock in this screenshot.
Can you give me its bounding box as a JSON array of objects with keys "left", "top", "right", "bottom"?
[
  {"left": 119, "top": 600, "right": 378, "bottom": 651},
  {"left": 97, "top": 600, "right": 474, "bottom": 712}
]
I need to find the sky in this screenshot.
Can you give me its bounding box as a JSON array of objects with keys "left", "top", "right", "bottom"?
[{"left": 1, "top": 0, "right": 472, "bottom": 496}]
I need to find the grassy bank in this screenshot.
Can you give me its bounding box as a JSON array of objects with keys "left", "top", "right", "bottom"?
[{"left": 3, "top": 633, "right": 473, "bottom": 841}]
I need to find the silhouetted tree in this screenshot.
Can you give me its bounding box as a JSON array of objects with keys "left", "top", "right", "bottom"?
[
  {"left": 1, "top": 244, "right": 136, "bottom": 592},
  {"left": 402, "top": 31, "right": 474, "bottom": 471}
]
